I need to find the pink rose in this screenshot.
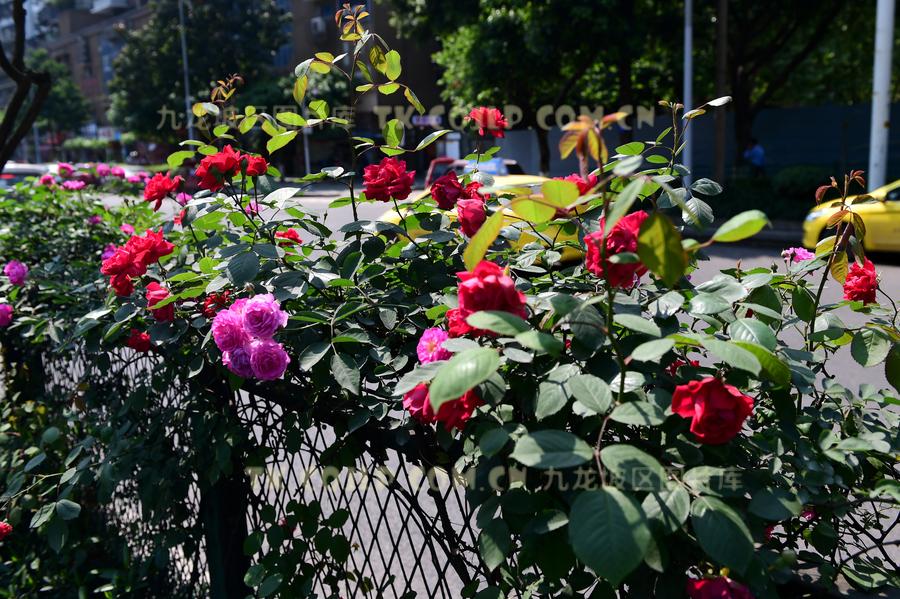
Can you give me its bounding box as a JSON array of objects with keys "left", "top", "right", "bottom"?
[
  {"left": 212, "top": 308, "right": 249, "bottom": 352},
  {"left": 87, "top": 215, "right": 102, "bottom": 225},
  {"left": 223, "top": 345, "right": 254, "bottom": 378},
  {"left": 781, "top": 247, "right": 815, "bottom": 263},
  {"left": 416, "top": 327, "right": 451, "bottom": 363},
  {"left": 57, "top": 162, "right": 74, "bottom": 177},
  {"left": 96, "top": 163, "right": 111, "bottom": 177},
  {"left": 843, "top": 259, "right": 878, "bottom": 304},
  {"left": 241, "top": 294, "right": 288, "bottom": 339},
  {"left": 38, "top": 173, "right": 55, "bottom": 186},
  {"left": 101, "top": 244, "right": 118, "bottom": 261},
  {"left": 671, "top": 377, "right": 754, "bottom": 445},
  {"left": 584, "top": 210, "right": 650, "bottom": 288},
  {"left": 0, "top": 304, "right": 13, "bottom": 327},
  {"left": 110, "top": 166, "right": 125, "bottom": 178},
  {"left": 363, "top": 157, "right": 415, "bottom": 202},
  {"left": 62, "top": 180, "right": 85, "bottom": 191},
  {"left": 249, "top": 339, "right": 290, "bottom": 380},
  {"left": 120, "top": 223, "right": 135, "bottom": 235},
  {"left": 457, "top": 198, "right": 486, "bottom": 237},
  {"left": 176, "top": 192, "right": 192, "bottom": 206},
  {"left": 4, "top": 260, "right": 28, "bottom": 286}
]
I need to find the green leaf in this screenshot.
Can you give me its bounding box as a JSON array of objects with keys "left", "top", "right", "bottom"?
[
  {"left": 885, "top": 345, "right": 900, "bottom": 393},
  {"left": 479, "top": 428, "right": 510, "bottom": 457},
  {"left": 510, "top": 196, "right": 556, "bottom": 224},
  {"left": 642, "top": 482, "right": 690, "bottom": 534},
  {"left": 729, "top": 318, "right": 777, "bottom": 351},
  {"left": 731, "top": 342, "right": 790, "bottom": 387},
  {"left": 689, "top": 292, "right": 731, "bottom": 315},
  {"left": 748, "top": 488, "right": 802, "bottom": 521},
  {"left": 225, "top": 252, "right": 260, "bottom": 286},
  {"left": 616, "top": 141, "right": 645, "bottom": 155},
  {"left": 525, "top": 509, "right": 569, "bottom": 535},
  {"left": 167, "top": 150, "right": 195, "bottom": 168},
  {"left": 429, "top": 348, "right": 499, "bottom": 410},
  {"left": 382, "top": 118, "right": 404, "bottom": 147},
  {"left": 516, "top": 330, "right": 564, "bottom": 356},
  {"left": 479, "top": 519, "right": 510, "bottom": 571},
  {"left": 276, "top": 111, "right": 306, "bottom": 127},
  {"left": 690, "top": 178, "right": 723, "bottom": 196},
  {"left": 308, "top": 99, "right": 329, "bottom": 119},
  {"left": 331, "top": 353, "right": 360, "bottom": 395},
  {"left": 414, "top": 129, "right": 450, "bottom": 151},
  {"left": 569, "top": 373, "right": 612, "bottom": 415},
  {"left": 691, "top": 496, "right": 754, "bottom": 573},
  {"left": 614, "top": 314, "right": 661, "bottom": 337},
  {"left": 30, "top": 503, "right": 55, "bottom": 528},
  {"left": 292, "top": 75, "right": 308, "bottom": 104},
  {"left": 712, "top": 210, "right": 770, "bottom": 243},
  {"left": 404, "top": 87, "right": 426, "bottom": 114},
  {"left": 258, "top": 574, "right": 283, "bottom": 597},
  {"left": 792, "top": 285, "right": 816, "bottom": 322},
  {"left": 605, "top": 179, "right": 644, "bottom": 231},
  {"left": 541, "top": 179, "right": 580, "bottom": 209},
  {"left": 384, "top": 49, "right": 402, "bottom": 80},
  {"left": 637, "top": 212, "right": 688, "bottom": 287},
  {"left": 466, "top": 311, "right": 530, "bottom": 336},
  {"left": 631, "top": 338, "right": 675, "bottom": 362},
  {"left": 535, "top": 377, "right": 569, "bottom": 420},
  {"left": 569, "top": 488, "right": 651, "bottom": 586},
  {"left": 610, "top": 401, "right": 666, "bottom": 426},
  {"left": 851, "top": 328, "right": 891, "bottom": 367},
  {"left": 266, "top": 130, "right": 298, "bottom": 154},
  {"left": 510, "top": 430, "right": 593, "bottom": 469},
  {"left": 600, "top": 444, "right": 666, "bottom": 491},
  {"left": 701, "top": 338, "right": 761, "bottom": 375},
  {"left": 463, "top": 210, "right": 505, "bottom": 271},
  {"left": 55, "top": 499, "right": 81, "bottom": 520}
]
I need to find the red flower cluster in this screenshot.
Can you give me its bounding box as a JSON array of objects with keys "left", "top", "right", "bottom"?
[
  {"left": 465, "top": 107, "right": 508, "bottom": 138},
  {"left": 843, "top": 258, "right": 878, "bottom": 304},
  {"left": 447, "top": 261, "right": 527, "bottom": 337},
  {"left": 584, "top": 210, "right": 649, "bottom": 288},
  {"left": 687, "top": 577, "right": 753, "bottom": 599},
  {"left": 202, "top": 291, "right": 232, "bottom": 318},
  {"left": 274, "top": 228, "right": 303, "bottom": 246},
  {"left": 195, "top": 145, "right": 269, "bottom": 191},
  {"left": 363, "top": 157, "right": 415, "bottom": 202},
  {"left": 100, "top": 230, "right": 175, "bottom": 297},
  {"left": 146, "top": 282, "right": 175, "bottom": 322},
  {"left": 402, "top": 383, "right": 483, "bottom": 431},
  {"left": 126, "top": 328, "right": 151, "bottom": 352},
  {"left": 672, "top": 377, "right": 754, "bottom": 445},
  {"left": 430, "top": 172, "right": 482, "bottom": 210},
  {"left": 143, "top": 173, "right": 183, "bottom": 210}
]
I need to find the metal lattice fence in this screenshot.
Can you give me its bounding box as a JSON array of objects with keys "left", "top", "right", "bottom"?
[{"left": 39, "top": 348, "right": 483, "bottom": 597}]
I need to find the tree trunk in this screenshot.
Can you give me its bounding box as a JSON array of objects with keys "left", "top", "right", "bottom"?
[{"left": 731, "top": 73, "right": 754, "bottom": 167}]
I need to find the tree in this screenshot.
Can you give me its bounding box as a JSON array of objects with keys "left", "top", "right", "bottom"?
[
  {"left": 26, "top": 49, "right": 91, "bottom": 139},
  {"left": 107, "top": 0, "right": 288, "bottom": 140},
  {"left": 388, "top": 0, "right": 680, "bottom": 174},
  {"left": 0, "top": 0, "right": 50, "bottom": 171}
]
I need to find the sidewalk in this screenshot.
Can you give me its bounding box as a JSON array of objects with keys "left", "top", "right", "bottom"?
[{"left": 686, "top": 219, "right": 803, "bottom": 248}]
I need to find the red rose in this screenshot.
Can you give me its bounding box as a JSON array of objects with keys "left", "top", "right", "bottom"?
[
  {"left": 275, "top": 228, "right": 303, "bottom": 246},
  {"left": 402, "top": 383, "right": 483, "bottom": 431},
  {"left": 687, "top": 577, "right": 754, "bottom": 599},
  {"left": 202, "top": 291, "right": 231, "bottom": 318},
  {"left": 584, "top": 210, "right": 649, "bottom": 288},
  {"left": 363, "top": 157, "right": 415, "bottom": 202},
  {"left": 431, "top": 172, "right": 465, "bottom": 209},
  {"left": 446, "top": 308, "right": 474, "bottom": 338},
  {"left": 101, "top": 247, "right": 142, "bottom": 277},
  {"left": 457, "top": 198, "right": 487, "bottom": 237},
  {"left": 672, "top": 377, "right": 754, "bottom": 445},
  {"left": 0, "top": 521, "right": 12, "bottom": 541},
  {"left": 465, "top": 106, "right": 508, "bottom": 138},
  {"left": 243, "top": 154, "right": 269, "bottom": 177},
  {"left": 143, "top": 173, "right": 183, "bottom": 210},
  {"left": 843, "top": 258, "right": 878, "bottom": 304},
  {"left": 145, "top": 282, "right": 175, "bottom": 322},
  {"left": 109, "top": 273, "right": 135, "bottom": 297},
  {"left": 556, "top": 173, "right": 598, "bottom": 196},
  {"left": 665, "top": 358, "right": 700, "bottom": 377},
  {"left": 126, "top": 328, "right": 151, "bottom": 352},
  {"left": 465, "top": 181, "right": 484, "bottom": 198},
  {"left": 125, "top": 229, "right": 175, "bottom": 268},
  {"left": 195, "top": 145, "right": 242, "bottom": 191},
  {"left": 174, "top": 209, "right": 186, "bottom": 226},
  {"left": 457, "top": 261, "right": 527, "bottom": 324}
]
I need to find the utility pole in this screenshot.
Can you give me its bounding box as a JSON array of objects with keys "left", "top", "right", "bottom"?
[
  {"left": 177, "top": 0, "right": 195, "bottom": 140},
  {"left": 714, "top": 0, "right": 728, "bottom": 183},
  {"left": 683, "top": 0, "right": 693, "bottom": 184},
  {"left": 867, "top": 0, "right": 895, "bottom": 190}
]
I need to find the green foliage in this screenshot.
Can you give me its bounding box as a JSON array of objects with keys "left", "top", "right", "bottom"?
[{"left": 25, "top": 49, "right": 91, "bottom": 135}]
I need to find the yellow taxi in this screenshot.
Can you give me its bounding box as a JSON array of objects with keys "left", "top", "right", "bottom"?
[
  {"left": 380, "top": 157, "right": 584, "bottom": 262},
  {"left": 803, "top": 179, "right": 900, "bottom": 251}
]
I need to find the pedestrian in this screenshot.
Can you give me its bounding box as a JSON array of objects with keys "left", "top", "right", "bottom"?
[{"left": 743, "top": 137, "right": 766, "bottom": 177}]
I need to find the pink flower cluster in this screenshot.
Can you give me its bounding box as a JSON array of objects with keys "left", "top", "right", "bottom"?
[
  {"left": 211, "top": 294, "right": 291, "bottom": 380},
  {"left": 4, "top": 260, "right": 28, "bottom": 286},
  {"left": 0, "top": 303, "right": 13, "bottom": 327}
]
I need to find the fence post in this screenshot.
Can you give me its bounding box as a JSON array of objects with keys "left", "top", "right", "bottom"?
[{"left": 201, "top": 466, "right": 252, "bottom": 598}]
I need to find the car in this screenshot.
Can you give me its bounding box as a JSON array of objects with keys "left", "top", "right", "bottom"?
[
  {"left": 802, "top": 179, "right": 900, "bottom": 251},
  {"left": 380, "top": 157, "right": 584, "bottom": 263},
  {"left": 0, "top": 162, "right": 49, "bottom": 189}
]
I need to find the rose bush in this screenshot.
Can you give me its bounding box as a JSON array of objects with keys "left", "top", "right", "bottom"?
[{"left": 1, "top": 7, "right": 899, "bottom": 599}]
